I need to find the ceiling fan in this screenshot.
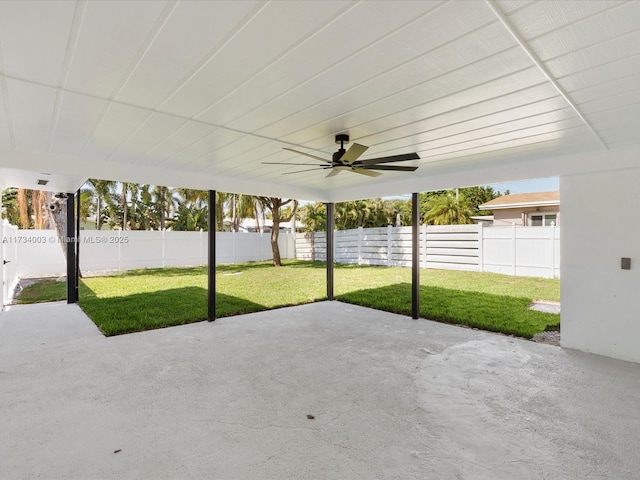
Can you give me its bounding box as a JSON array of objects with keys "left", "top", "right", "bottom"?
[{"left": 263, "top": 134, "right": 420, "bottom": 178}]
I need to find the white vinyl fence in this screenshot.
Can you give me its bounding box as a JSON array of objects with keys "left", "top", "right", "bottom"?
[
  {"left": 1, "top": 220, "right": 19, "bottom": 304},
  {"left": 13, "top": 229, "right": 296, "bottom": 277},
  {"left": 296, "top": 224, "right": 560, "bottom": 278}
]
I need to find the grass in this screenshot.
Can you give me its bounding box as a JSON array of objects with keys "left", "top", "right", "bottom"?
[
  {"left": 17, "top": 261, "right": 559, "bottom": 338},
  {"left": 16, "top": 279, "right": 68, "bottom": 304}
]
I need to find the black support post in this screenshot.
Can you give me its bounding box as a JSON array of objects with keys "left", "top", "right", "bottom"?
[
  {"left": 208, "top": 190, "right": 216, "bottom": 322},
  {"left": 66, "top": 193, "right": 77, "bottom": 304},
  {"left": 326, "top": 202, "right": 334, "bottom": 300},
  {"left": 75, "top": 189, "right": 80, "bottom": 301},
  {"left": 412, "top": 192, "right": 420, "bottom": 319}
]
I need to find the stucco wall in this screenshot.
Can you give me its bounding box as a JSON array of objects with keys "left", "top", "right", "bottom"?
[{"left": 561, "top": 169, "right": 640, "bottom": 363}]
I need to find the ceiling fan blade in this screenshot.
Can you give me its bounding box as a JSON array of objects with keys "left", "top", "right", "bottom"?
[
  {"left": 351, "top": 168, "right": 382, "bottom": 177},
  {"left": 340, "top": 143, "right": 368, "bottom": 165},
  {"left": 262, "top": 162, "right": 327, "bottom": 166},
  {"left": 282, "top": 167, "right": 330, "bottom": 175},
  {"left": 283, "top": 147, "right": 331, "bottom": 164},
  {"left": 363, "top": 165, "right": 418, "bottom": 172},
  {"left": 326, "top": 167, "right": 349, "bottom": 178},
  {"left": 359, "top": 152, "right": 420, "bottom": 166}
]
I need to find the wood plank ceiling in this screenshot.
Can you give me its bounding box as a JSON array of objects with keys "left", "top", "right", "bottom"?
[{"left": 0, "top": 0, "right": 639, "bottom": 200}]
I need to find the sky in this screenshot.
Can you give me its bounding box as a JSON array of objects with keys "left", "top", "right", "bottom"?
[
  {"left": 487, "top": 176, "right": 559, "bottom": 195},
  {"left": 382, "top": 176, "right": 560, "bottom": 202}
]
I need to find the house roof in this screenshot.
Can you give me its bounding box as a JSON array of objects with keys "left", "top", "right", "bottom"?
[
  {"left": 1, "top": 2, "right": 640, "bottom": 201},
  {"left": 479, "top": 191, "right": 559, "bottom": 210}
]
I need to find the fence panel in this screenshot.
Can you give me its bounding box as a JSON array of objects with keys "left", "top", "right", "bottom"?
[
  {"left": 1, "top": 222, "right": 19, "bottom": 304},
  {"left": 14, "top": 230, "right": 296, "bottom": 277},
  {"left": 425, "top": 225, "right": 480, "bottom": 271},
  {"left": 482, "top": 225, "right": 559, "bottom": 278},
  {"left": 299, "top": 224, "right": 559, "bottom": 278}
]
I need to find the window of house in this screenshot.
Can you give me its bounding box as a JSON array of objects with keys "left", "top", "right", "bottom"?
[{"left": 530, "top": 214, "right": 557, "bottom": 226}]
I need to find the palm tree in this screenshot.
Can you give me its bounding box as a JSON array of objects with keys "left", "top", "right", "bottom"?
[
  {"left": 151, "top": 185, "right": 178, "bottom": 230},
  {"left": 87, "top": 179, "right": 116, "bottom": 230},
  {"left": 120, "top": 182, "right": 139, "bottom": 230},
  {"left": 1, "top": 188, "right": 20, "bottom": 225},
  {"left": 423, "top": 190, "right": 474, "bottom": 225},
  {"left": 228, "top": 194, "right": 259, "bottom": 232},
  {"left": 175, "top": 189, "right": 225, "bottom": 231},
  {"left": 172, "top": 202, "right": 208, "bottom": 231},
  {"left": 297, "top": 202, "right": 326, "bottom": 232}
]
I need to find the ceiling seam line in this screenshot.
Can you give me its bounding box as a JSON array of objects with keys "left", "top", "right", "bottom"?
[
  {"left": 417, "top": 125, "right": 587, "bottom": 161},
  {"left": 112, "top": 0, "right": 179, "bottom": 101},
  {"left": 209, "top": 0, "right": 452, "bottom": 128},
  {"left": 567, "top": 71, "right": 640, "bottom": 98},
  {"left": 484, "top": 0, "right": 607, "bottom": 150},
  {"left": 525, "top": 0, "right": 634, "bottom": 43},
  {"left": 0, "top": 26, "right": 16, "bottom": 148},
  {"left": 294, "top": 72, "right": 550, "bottom": 149},
  {"left": 231, "top": 16, "right": 502, "bottom": 135},
  {"left": 543, "top": 25, "right": 640, "bottom": 65},
  {"left": 155, "top": 127, "right": 247, "bottom": 169},
  {"left": 192, "top": 0, "right": 364, "bottom": 119},
  {"left": 93, "top": 0, "right": 179, "bottom": 161},
  {"left": 130, "top": 119, "right": 198, "bottom": 165},
  {"left": 147, "top": 125, "right": 222, "bottom": 168},
  {"left": 155, "top": 0, "right": 271, "bottom": 111},
  {"left": 577, "top": 83, "right": 640, "bottom": 109},
  {"left": 556, "top": 51, "right": 640, "bottom": 82},
  {"left": 587, "top": 99, "right": 640, "bottom": 118},
  {"left": 48, "top": 0, "right": 87, "bottom": 152},
  {"left": 375, "top": 117, "right": 584, "bottom": 158},
  {"left": 372, "top": 105, "right": 572, "bottom": 151},
  {"left": 253, "top": 37, "right": 518, "bottom": 140},
  {"left": 0, "top": 69, "right": 290, "bottom": 154},
  {"left": 367, "top": 94, "right": 564, "bottom": 146}
]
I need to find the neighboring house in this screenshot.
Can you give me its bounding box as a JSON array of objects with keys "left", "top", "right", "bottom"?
[
  {"left": 479, "top": 191, "right": 559, "bottom": 226},
  {"left": 470, "top": 215, "right": 494, "bottom": 227}
]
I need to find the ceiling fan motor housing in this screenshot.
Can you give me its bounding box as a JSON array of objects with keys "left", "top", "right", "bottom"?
[{"left": 334, "top": 134, "right": 349, "bottom": 164}]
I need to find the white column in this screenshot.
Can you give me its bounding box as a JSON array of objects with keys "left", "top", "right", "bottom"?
[{"left": 357, "top": 226, "right": 363, "bottom": 265}]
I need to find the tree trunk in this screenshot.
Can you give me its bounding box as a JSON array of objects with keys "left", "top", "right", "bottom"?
[
  {"left": 47, "top": 196, "right": 68, "bottom": 265},
  {"left": 160, "top": 186, "right": 166, "bottom": 230},
  {"left": 270, "top": 218, "right": 281, "bottom": 266},
  {"left": 17, "top": 188, "right": 30, "bottom": 228},
  {"left": 33, "top": 190, "right": 48, "bottom": 229},
  {"left": 96, "top": 197, "right": 102, "bottom": 230},
  {"left": 47, "top": 195, "right": 83, "bottom": 278},
  {"left": 122, "top": 184, "right": 128, "bottom": 230}
]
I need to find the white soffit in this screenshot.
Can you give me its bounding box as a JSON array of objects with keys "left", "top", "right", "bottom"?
[{"left": 0, "top": 0, "right": 639, "bottom": 201}]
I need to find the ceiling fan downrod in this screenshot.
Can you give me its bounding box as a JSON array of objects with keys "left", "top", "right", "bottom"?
[{"left": 334, "top": 134, "right": 349, "bottom": 163}]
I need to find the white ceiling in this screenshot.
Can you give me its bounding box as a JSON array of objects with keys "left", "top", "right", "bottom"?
[{"left": 0, "top": 0, "right": 639, "bottom": 201}]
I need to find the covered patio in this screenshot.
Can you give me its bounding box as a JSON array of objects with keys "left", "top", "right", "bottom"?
[
  {"left": 2, "top": 1, "right": 640, "bottom": 476},
  {"left": 2, "top": 301, "right": 639, "bottom": 479},
  {"left": 2, "top": 1, "right": 640, "bottom": 362}
]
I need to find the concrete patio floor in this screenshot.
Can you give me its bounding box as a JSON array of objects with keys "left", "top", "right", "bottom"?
[{"left": 1, "top": 301, "right": 639, "bottom": 479}]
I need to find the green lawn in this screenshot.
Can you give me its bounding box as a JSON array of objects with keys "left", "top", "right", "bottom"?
[{"left": 17, "top": 261, "right": 560, "bottom": 338}]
